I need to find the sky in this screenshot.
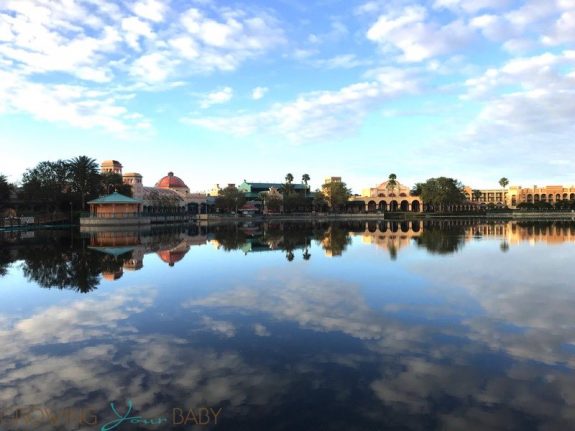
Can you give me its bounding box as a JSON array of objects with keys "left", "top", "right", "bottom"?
[{"left": 0, "top": 0, "right": 574, "bottom": 193}]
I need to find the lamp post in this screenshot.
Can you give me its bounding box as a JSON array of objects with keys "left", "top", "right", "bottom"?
[{"left": 69, "top": 201, "right": 73, "bottom": 223}]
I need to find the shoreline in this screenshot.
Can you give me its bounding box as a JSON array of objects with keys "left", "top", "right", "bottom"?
[{"left": 3, "top": 211, "right": 575, "bottom": 232}]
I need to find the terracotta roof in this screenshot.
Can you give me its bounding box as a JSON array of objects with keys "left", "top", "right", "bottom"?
[
  {"left": 156, "top": 172, "right": 188, "bottom": 189},
  {"left": 157, "top": 249, "right": 186, "bottom": 266}
]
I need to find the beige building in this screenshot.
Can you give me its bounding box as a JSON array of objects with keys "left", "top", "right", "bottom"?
[
  {"left": 351, "top": 180, "right": 422, "bottom": 212},
  {"left": 463, "top": 187, "right": 507, "bottom": 206},
  {"left": 99, "top": 160, "right": 212, "bottom": 214},
  {"left": 464, "top": 185, "right": 575, "bottom": 208},
  {"left": 100, "top": 160, "right": 123, "bottom": 175},
  {"left": 506, "top": 185, "right": 575, "bottom": 207},
  {"left": 324, "top": 176, "right": 342, "bottom": 185}
]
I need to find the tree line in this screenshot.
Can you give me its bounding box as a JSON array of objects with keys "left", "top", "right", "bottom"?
[
  {"left": 214, "top": 173, "right": 352, "bottom": 214},
  {"left": 0, "top": 156, "right": 131, "bottom": 214}
]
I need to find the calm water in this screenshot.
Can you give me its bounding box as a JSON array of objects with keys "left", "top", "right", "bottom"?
[{"left": 1, "top": 220, "right": 575, "bottom": 431}]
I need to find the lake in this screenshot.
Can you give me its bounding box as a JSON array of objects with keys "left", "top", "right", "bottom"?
[{"left": 1, "top": 220, "right": 574, "bottom": 430}]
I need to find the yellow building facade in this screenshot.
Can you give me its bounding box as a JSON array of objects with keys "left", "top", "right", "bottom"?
[
  {"left": 352, "top": 180, "right": 423, "bottom": 212},
  {"left": 464, "top": 185, "right": 575, "bottom": 208}
]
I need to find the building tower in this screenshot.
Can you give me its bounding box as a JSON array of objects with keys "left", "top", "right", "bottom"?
[
  {"left": 101, "top": 160, "right": 123, "bottom": 175},
  {"left": 123, "top": 172, "right": 144, "bottom": 200}
]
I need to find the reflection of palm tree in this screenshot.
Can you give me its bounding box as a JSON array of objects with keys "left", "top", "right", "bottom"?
[
  {"left": 303, "top": 248, "right": 311, "bottom": 260},
  {"left": 19, "top": 234, "right": 112, "bottom": 293},
  {"left": 388, "top": 242, "right": 398, "bottom": 261},
  {"left": 0, "top": 248, "right": 13, "bottom": 276},
  {"left": 286, "top": 251, "right": 295, "bottom": 261},
  {"left": 500, "top": 241, "right": 509, "bottom": 253}
]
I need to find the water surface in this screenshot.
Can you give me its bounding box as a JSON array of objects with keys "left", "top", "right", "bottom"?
[{"left": 1, "top": 220, "right": 574, "bottom": 430}]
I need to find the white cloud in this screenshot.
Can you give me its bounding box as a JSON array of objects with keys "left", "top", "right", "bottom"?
[
  {"left": 130, "top": 51, "right": 177, "bottom": 83},
  {"left": 0, "top": 70, "right": 150, "bottom": 135},
  {"left": 186, "top": 68, "right": 418, "bottom": 141},
  {"left": 251, "top": 86, "right": 268, "bottom": 100},
  {"left": 0, "top": 0, "right": 285, "bottom": 132},
  {"left": 433, "top": 0, "right": 513, "bottom": 14},
  {"left": 121, "top": 16, "right": 155, "bottom": 51},
  {"left": 200, "top": 87, "right": 234, "bottom": 108},
  {"left": 366, "top": 6, "right": 475, "bottom": 62},
  {"left": 541, "top": 10, "right": 575, "bottom": 45},
  {"left": 132, "top": 0, "right": 167, "bottom": 23},
  {"left": 201, "top": 316, "right": 236, "bottom": 337},
  {"left": 420, "top": 50, "right": 575, "bottom": 177},
  {"left": 311, "top": 54, "right": 371, "bottom": 70}
]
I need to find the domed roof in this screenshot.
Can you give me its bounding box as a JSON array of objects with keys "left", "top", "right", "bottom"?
[
  {"left": 102, "top": 270, "right": 123, "bottom": 281},
  {"left": 101, "top": 160, "right": 123, "bottom": 167},
  {"left": 157, "top": 241, "right": 190, "bottom": 266},
  {"left": 155, "top": 172, "right": 188, "bottom": 189},
  {"left": 157, "top": 249, "right": 186, "bottom": 267}
]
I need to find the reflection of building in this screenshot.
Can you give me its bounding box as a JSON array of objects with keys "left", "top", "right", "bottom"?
[
  {"left": 358, "top": 221, "right": 423, "bottom": 257},
  {"left": 157, "top": 240, "right": 190, "bottom": 266},
  {"left": 86, "top": 229, "right": 207, "bottom": 277},
  {"left": 124, "top": 247, "right": 144, "bottom": 271},
  {"left": 102, "top": 270, "right": 123, "bottom": 281},
  {"left": 464, "top": 221, "right": 575, "bottom": 245},
  {"left": 351, "top": 180, "right": 422, "bottom": 212}
]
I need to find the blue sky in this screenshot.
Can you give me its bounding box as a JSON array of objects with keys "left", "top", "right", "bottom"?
[{"left": 1, "top": 0, "right": 574, "bottom": 193}]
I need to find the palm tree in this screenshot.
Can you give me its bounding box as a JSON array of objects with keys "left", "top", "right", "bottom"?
[
  {"left": 302, "top": 173, "right": 310, "bottom": 200},
  {"left": 67, "top": 156, "right": 100, "bottom": 210},
  {"left": 285, "top": 173, "right": 294, "bottom": 196},
  {"left": 386, "top": 173, "right": 398, "bottom": 194},
  {"left": 499, "top": 177, "right": 509, "bottom": 206},
  {"left": 472, "top": 189, "right": 482, "bottom": 202}
]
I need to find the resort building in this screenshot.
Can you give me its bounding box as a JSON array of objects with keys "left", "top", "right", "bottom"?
[
  {"left": 238, "top": 180, "right": 309, "bottom": 199},
  {"left": 82, "top": 192, "right": 150, "bottom": 227},
  {"left": 99, "top": 161, "right": 213, "bottom": 217},
  {"left": 156, "top": 172, "right": 190, "bottom": 196},
  {"left": 464, "top": 185, "right": 575, "bottom": 208},
  {"left": 324, "top": 176, "right": 342, "bottom": 185},
  {"left": 351, "top": 180, "right": 423, "bottom": 212},
  {"left": 463, "top": 187, "right": 507, "bottom": 207},
  {"left": 87, "top": 192, "right": 142, "bottom": 218},
  {"left": 506, "top": 185, "right": 575, "bottom": 207}
]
